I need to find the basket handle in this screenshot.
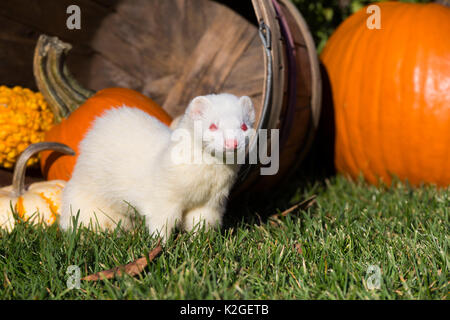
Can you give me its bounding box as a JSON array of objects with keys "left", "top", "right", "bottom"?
[
  {"left": 257, "top": 20, "right": 273, "bottom": 132},
  {"left": 237, "top": 20, "right": 273, "bottom": 182}
]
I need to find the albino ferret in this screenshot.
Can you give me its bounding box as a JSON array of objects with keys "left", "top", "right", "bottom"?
[{"left": 60, "top": 93, "right": 255, "bottom": 241}]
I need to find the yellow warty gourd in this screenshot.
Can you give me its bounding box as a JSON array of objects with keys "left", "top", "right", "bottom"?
[{"left": 0, "top": 85, "right": 54, "bottom": 168}]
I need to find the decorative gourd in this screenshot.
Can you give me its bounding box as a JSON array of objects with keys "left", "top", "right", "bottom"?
[
  {"left": 33, "top": 35, "right": 172, "bottom": 181},
  {"left": 320, "top": 2, "right": 450, "bottom": 187},
  {"left": 0, "top": 85, "right": 54, "bottom": 169},
  {"left": 0, "top": 142, "right": 74, "bottom": 231}
]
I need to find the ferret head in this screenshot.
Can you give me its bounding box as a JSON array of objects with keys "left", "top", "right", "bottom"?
[{"left": 184, "top": 93, "right": 255, "bottom": 157}]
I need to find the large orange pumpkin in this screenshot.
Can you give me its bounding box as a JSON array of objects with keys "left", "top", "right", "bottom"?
[
  {"left": 320, "top": 2, "right": 450, "bottom": 187},
  {"left": 40, "top": 88, "right": 172, "bottom": 180}
]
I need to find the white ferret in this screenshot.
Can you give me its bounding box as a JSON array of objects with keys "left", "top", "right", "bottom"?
[{"left": 60, "top": 93, "right": 255, "bottom": 241}]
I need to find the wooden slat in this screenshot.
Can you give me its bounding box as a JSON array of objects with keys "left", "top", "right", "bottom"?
[
  {"left": 0, "top": 0, "right": 112, "bottom": 45},
  {"left": 162, "top": 7, "right": 257, "bottom": 115},
  {"left": 221, "top": 33, "right": 265, "bottom": 119}
]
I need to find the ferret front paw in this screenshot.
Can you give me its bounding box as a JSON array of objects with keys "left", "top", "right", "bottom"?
[
  {"left": 144, "top": 210, "right": 182, "bottom": 244},
  {"left": 182, "top": 207, "right": 222, "bottom": 234}
]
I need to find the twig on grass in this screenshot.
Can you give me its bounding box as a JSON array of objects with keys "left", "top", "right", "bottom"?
[
  {"left": 269, "top": 195, "right": 317, "bottom": 220},
  {"left": 82, "top": 240, "right": 162, "bottom": 281}
]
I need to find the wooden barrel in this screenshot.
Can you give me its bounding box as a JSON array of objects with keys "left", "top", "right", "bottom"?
[{"left": 0, "top": 0, "right": 321, "bottom": 195}]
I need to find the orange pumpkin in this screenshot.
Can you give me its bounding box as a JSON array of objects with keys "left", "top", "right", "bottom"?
[
  {"left": 33, "top": 35, "right": 172, "bottom": 181},
  {"left": 40, "top": 88, "right": 172, "bottom": 180},
  {"left": 320, "top": 2, "right": 450, "bottom": 187}
]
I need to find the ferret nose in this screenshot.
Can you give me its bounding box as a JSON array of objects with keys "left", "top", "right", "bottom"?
[{"left": 225, "top": 139, "right": 238, "bottom": 150}]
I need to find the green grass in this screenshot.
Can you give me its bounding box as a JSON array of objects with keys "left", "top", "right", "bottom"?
[{"left": 0, "top": 175, "right": 448, "bottom": 299}]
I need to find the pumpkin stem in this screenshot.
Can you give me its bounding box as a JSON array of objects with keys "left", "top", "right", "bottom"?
[
  {"left": 12, "top": 142, "right": 75, "bottom": 197},
  {"left": 33, "top": 35, "right": 94, "bottom": 123}
]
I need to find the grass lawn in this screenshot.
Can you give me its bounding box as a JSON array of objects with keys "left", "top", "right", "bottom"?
[{"left": 0, "top": 174, "right": 448, "bottom": 300}]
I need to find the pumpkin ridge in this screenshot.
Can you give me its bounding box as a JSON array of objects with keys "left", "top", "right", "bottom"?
[
  {"left": 403, "top": 4, "right": 420, "bottom": 184},
  {"left": 393, "top": 4, "right": 419, "bottom": 184},
  {"left": 377, "top": 4, "right": 411, "bottom": 185},
  {"left": 38, "top": 192, "right": 59, "bottom": 224},
  {"left": 352, "top": 8, "right": 383, "bottom": 185},
  {"left": 337, "top": 8, "right": 370, "bottom": 181},
  {"left": 15, "top": 196, "right": 26, "bottom": 220},
  {"left": 412, "top": 4, "right": 437, "bottom": 185},
  {"left": 363, "top": 6, "right": 390, "bottom": 185},
  {"left": 427, "top": 4, "right": 450, "bottom": 185}
]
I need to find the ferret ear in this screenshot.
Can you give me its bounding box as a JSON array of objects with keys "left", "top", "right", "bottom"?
[
  {"left": 187, "top": 96, "right": 211, "bottom": 120},
  {"left": 239, "top": 96, "right": 255, "bottom": 126}
]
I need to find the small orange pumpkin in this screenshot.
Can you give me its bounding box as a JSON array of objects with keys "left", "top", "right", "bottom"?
[
  {"left": 320, "top": 2, "right": 450, "bottom": 187},
  {"left": 33, "top": 35, "right": 172, "bottom": 181},
  {"left": 40, "top": 88, "right": 172, "bottom": 180}
]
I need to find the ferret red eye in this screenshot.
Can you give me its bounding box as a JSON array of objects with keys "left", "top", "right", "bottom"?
[
  {"left": 241, "top": 123, "right": 248, "bottom": 131},
  {"left": 209, "top": 123, "right": 218, "bottom": 131}
]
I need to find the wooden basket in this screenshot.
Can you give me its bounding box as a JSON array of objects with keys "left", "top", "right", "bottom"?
[{"left": 0, "top": 0, "right": 321, "bottom": 195}]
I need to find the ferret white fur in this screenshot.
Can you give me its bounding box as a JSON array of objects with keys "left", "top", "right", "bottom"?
[{"left": 60, "top": 93, "right": 255, "bottom": 241}]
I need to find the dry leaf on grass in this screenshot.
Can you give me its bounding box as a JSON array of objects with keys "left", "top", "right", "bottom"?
[
  {"left": 269, "top": 195, "right": 317, "bottom": 220},
  {"left": 294, "top": 242, "right": 303, "bottom": 255},
  {"left": 82, "top": 241, "right": 162, "bottom": 281}
]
